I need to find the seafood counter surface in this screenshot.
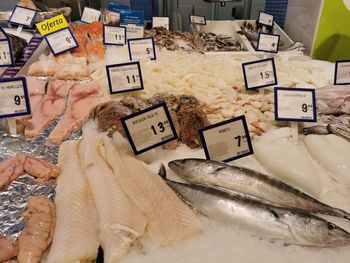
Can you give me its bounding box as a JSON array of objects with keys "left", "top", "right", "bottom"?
[{"left": 1, "top": 20, "right": 350, "bottom": 263}]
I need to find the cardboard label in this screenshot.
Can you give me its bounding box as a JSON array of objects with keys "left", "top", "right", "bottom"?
[
  {"left": 121, "top": 103, "right": 178, "bottom": 155},
  {"left": 124, "top": 24, "right": 144, "bottom": 39},
  {"left": 9, "top": 6, "right": 37, "bottom": 27},
  {"left": 103, "top": 25, "right": 126, "bottom": 46},
  {"left": 258, "top": 11, "right": 274, "bottom": 27},
  {"left": 81, "top": 7, "right": 101, "bottom": 23},
  {"left": 128, "top": 37, "right": 156, "bottom": 61},
  {"left": 0, "top": 40, "right": 13, "bottom": 67},
  {"left": 257, "top": 33, "right": 280, "bottom": 53},
  {"left": 0, "top": 77, "right": 31, "bottom": 119},
  {"left": 334, "top": 60, "right": 350, "bottom": 85},
  {"left": 36, "top": 14, "right": 69, "bottom": 36},
  {"left": 274, "top": 87, "right": 317, "bottom": 122},
  {"left": 242, "top": 58, "right": 277, "bottom": 90},
  {"left": 199, "top": 116, "right": 253, "bottom": 162},
  {"left": 44, "top": 28, "right": 78, "bottom": 56},
  {"left": 106, "top": 61, "right": 144, "bottom": 94},
  {"left": 189, "top": 15, "right": 206, "bottom": 25},
  {"left": 152, "top": 17, "right": 170, "bottom": 30}
]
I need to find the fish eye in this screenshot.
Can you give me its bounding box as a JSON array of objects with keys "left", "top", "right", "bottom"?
[{"left": 327, "top": 223, "right": 336, "bottom": 230}]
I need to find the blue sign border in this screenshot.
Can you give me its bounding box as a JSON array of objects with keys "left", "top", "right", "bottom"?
[
  {"left": 189, "top": 15, "right": 207, "bottom": 25},
  {"left": 120, "top": 102, "right": 178, "bottom": 155},
  {"left": 103, "top": 25, "right": 126, "bottom": 46},
  {"left": 0, "top": 76, "right": 31, "bottom": 119},
  {"left": 0, "top": 27, "right": 14, "bottom": 67},
  {"left": 80, "top": 7, "right": 101, "bottom": 24},
  {"left": 8, "top": 5, "right": 38, "bottom": 28},
  {"left": 127, "top": 37, "right": 156, "bottom": 61},
  {"left": 106, "top": 61, "right": 144, "bottom": 95},
  {"left": 274, "top": 87, "right": 317, "bottom": 122},
  {"left": 152, "top": 16, "right": 170, "bottom": 29},
  {"left": 44, "top": 27, "right": 79, "bottom": 56},
  {"left": 256, "top": 33, "right": 280, "bottom": 53},
  {"left": 242, "top": 58, "right": 278, "bottom": 90},
  {"left": 199, "top": 115, "right": 254, "bottom": 163},
  {"left": 258, "top": 11, "right": 274, "bottom": 27},
  {"left": 334, "top": 60, "right": 350, "bottom": 85}
]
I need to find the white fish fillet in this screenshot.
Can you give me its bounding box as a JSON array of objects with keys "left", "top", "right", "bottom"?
[
  {"left": 46, "top": 140, "right": 99, "bottom": 263},
  {"left": 102, "top": 136, "right": 202, "bottom": 245},
  {"left": 79, "top": 136, "right": 147, "bottom": 263},
  {"left": 254, "top": 136, "right": 321, "bottom": 197},
  {"left": 305, "top": 134, "right": 350, "bottom": 185}
]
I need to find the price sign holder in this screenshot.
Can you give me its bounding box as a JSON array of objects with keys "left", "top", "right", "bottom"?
[
  {"left": 256, "top": 33, "right": 280, "bottom": 53},
  {"left": 103, "top": 25, "right": 126, "bottom": 46},
  {"left": 121, "top": 103, "right": 178, "bottom": 155},
  {"left": 81, "top": 7, "right": 101, "bottom": 24},
  {"left": 258, "top": 11, "right": 274, "bottom": 27},
  {"left": 189, "top": 15, "right": 206, "bottom": 25},
  {"left": 334, "top": 60, "right": 350, "bottom": 85},
  {"left": 8, "top": 6, "right": 37, "bottom": 28},
  {"left": 106, "top": 61, "right": 144, "bottom": 94},
  {"left": 152, "top": 17, "right": 170, "bottom": 30},
  {"left": 199, "top": 115, "right": 253, "bottom": 163},
  {"left": 44, "top": 27, "right": 78, "bottom": 56},
  {"left": 242, "top": 58, "right": 277, "bottom": 90},
  {"left": 0, "top": 27, "right": 14, "bottom": 67},
  {"left": 127, "top": 37, "right": 156, "bottom": 61}
]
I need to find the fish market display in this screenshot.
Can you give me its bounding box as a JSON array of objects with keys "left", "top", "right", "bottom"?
[
  {"left": 254, "top": 129, "right": 321, "bottom": 197},
  {"left": 17, "top": 196, "right": 56, "bottom": 263},
  {"left": 168, "top": 159, "right": 350, "bottom": 220},
  {"left": 305, "top": 135, "right": 350, "bottom": 185},
  {"left": 101, "top": 135, "right": 203, "bottom": 245},
  {"left": 304, "top": 122, "right": 350, "bottom": 142},
  {"left": 199, "top": 32, "right": 245, "bottom": 52},
  {"left": 166, "top": 180, "right": 350, "bottom": 247},
  {"left": 0, "top": 155, "right": 60, "bottom": 190},
  {"left": 47, "top": 81, "right": 102, "bottom": 145},
  {"left": 0, "top": 236, "right": 18, "bottom": 262},
  {"left": 316, "top": 85, "right": 350, "bottom": 115},
  {"left": 79, "top": 136, "right": 147, "bottom": 262},
  {"left": 46, "top": 140, "right": 99, "bottom": 263},
  {"left": 144, "top": 27, "right": 202, "bottom": 52}
]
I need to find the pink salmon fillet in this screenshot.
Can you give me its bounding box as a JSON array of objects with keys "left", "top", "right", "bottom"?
[
  {"left": 48, "top": 81, "right": 101, "bottom": 145},
  {"left": 25, "top": 80, "right": 74, "bottom": 138}
]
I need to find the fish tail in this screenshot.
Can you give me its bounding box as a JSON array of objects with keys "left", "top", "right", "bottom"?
[{"left": 158, "top": 163, "right": 167, "bottom": 180}]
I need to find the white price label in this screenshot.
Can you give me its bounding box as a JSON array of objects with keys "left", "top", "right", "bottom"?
[
  {"left": 106, "top": 61, "right": 143, "bottom": 94},
  {"left": 125, "top": 24, "right": 144, "bottom": 39},
  {"left": 258, "top": 11, "right": 274, "bottom": 27},
  {"left": 257, "top": 33, "right": 279, "bottom": 53},
  {"left": 242, "top": 58, "right": 277, "bottom": 90},
  {"left": 199, "top": 116, "right": 253, "bottom": 162},
  {"left": 189, "top": 15, "right": 206, "bottom": 25},
  {"left": 128, "top": 37, "right": 156, "bottom": 60},
  {"left": 0, "top": 77, "right": 30, "bottom": 119},
  {"left": 81, "top": 7, "right": 101, "bottom": 23},
  {"left": 275, "top": 87, "right": 317, "bottom": 122},
  {"left": 121, "top": 103, "right": 178, "bottom": 155},
  {"left": 334, "top": 60, "right": 350, "bottom": 85},
  {"left": 45, "top": 28, "right": 78, "bottom": 56},
  {"left": 152, "top": 17, "right": 170, "bottom": 30},
  {"left": 9, "top": 6, "right": 36, "bottom": 27},
  {"left": 0, "top": 40, "right": 13, "bottom": 66},
  {"left": 103, "top": 25, "right": 126, "bottom": 46}
]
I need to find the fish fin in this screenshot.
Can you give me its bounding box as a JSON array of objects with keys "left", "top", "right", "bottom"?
[{"left": 158, "top": 163, "right": 167, "bottom": 180}]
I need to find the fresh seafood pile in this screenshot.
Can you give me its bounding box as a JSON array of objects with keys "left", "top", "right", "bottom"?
[
  {"left": 316, "top": 85, "right": 350, "bottom": 115},
  {"left": 199, "top": 32, "right": 245, "bottom": 52},
  {"left": 144, "top": 27, "right": 202, "bottom": 52}
]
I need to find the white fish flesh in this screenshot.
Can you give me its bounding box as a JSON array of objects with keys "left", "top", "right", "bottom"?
[
  {"left": 79, "top": 136, "right": 147, "bottom": 263},
  {"left": 101, "top": 136, "right": 202, "bottom": 245},
  {"left": 46, "top": 140, "right": 99, "bottom": 263},
  {"left": 305, "top": 134, "right": 350, "bottom": 185}
]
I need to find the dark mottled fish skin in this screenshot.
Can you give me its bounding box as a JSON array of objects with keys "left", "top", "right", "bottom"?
[
  {"left": 327, "top": 123, "right": 350, "bottom": 142},
  {"left": 166, "top": 180, "right": 350, "bottom": 247},
  {"left": 168, "top": 159, "right": 350, "bottom": 221},
  {"left": 303, "top": 125, "right": 329, "bottom": 135}
]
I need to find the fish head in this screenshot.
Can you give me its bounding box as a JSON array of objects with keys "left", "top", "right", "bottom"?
[{"left": 168, "top": 159, "right": 226, "bottom": 183}]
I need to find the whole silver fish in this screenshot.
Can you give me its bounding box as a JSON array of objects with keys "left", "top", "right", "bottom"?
[
  {"left": 327, "top": 122, "right": 350, "bottom": 142},
  {"left": 168, "top": 159, "right": 350, "bottom": 220},
  {"left": 167, "top": 180, "right": 350, "bottom": 247},
  {"left": 303, "top": 125, "right": 330, "bottom": 135}
]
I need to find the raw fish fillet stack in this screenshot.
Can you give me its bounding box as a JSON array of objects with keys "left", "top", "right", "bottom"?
[
  {"left": 46, "top": 141, "right": 99, "bottom": 263},
  {"left": 48, "top": 81, "right": 102, "bottom": 145},
  {"left": 25, "top": 80, "right": 73, "bottom": 138},
  {"left": 79, "top": 136, "right": 147, "bottom": 263}
]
